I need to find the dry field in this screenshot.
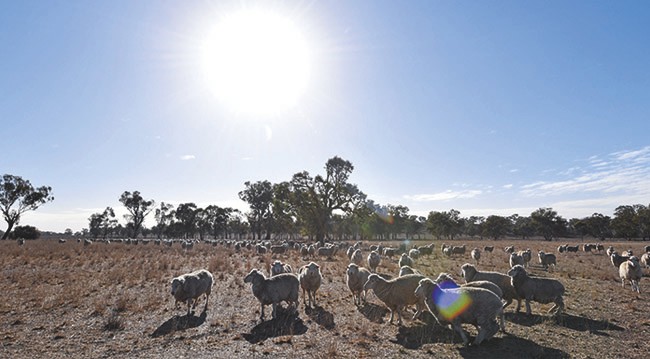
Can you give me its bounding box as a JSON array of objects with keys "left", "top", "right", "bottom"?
[{"left": 1, "top": 238, "right": 649, "bottom": 359}]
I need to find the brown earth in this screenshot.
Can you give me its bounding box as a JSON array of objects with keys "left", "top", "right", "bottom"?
[{"left": 1, "top": 238, "right": 649, "bottom": 359}]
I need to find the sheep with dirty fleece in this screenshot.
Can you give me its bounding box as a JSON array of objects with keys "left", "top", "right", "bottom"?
[
  {"left": 434, "top": 272, "right": 503, "bottom": 299},
  {"left": 538, "top": 251, "right": 557, "bottom": 270},
  {"left": 270, "top": 260, "right": 293, "bottom": 276},
  {"left": 398, "top": 265, "right": 419, "bottom": 277},
  {"left": 351, "top": 248, "right": 364, "bottom": 266},
  {"left": 298, "top": 262, "right": 322, "bottom": 307},
  {"left": 507, "top": 265, "right": 565, "bottom": 316},
  {"left": 170, "top": 269, "right": 214, "bottom": 316},
  {"left": 346, "top": 263, "right": 371, "bottom": 305},
  {"left": 398, "top": 253, "right": 414, "bottom": 268},
  {"left": 244, "top": 269, "right": 299, "bottom": 321},
  {"left": 471, "top": 248, "right": 481, "bottom": 265},
  {"left": 619, "top": 257, "right": 643, "bottom": 293},
  {"left": 363, "top": 273, "right": 426, "bottom": 325},
  {"left": 460, "top": 263, "right": 520, "bottom": 311},
  {"left": 367, "top": 250, "right": 381, "bottom": 273},
  {"left": 414, "top": 278, "right": 505, "bottom": 346}
]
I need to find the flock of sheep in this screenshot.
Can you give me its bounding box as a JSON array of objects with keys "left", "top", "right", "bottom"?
[{"left": 163, "top": 239, "right": 650, "bottom": 347}]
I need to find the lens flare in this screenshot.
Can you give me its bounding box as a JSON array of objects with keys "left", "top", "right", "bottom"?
[
  {"left": 370, "top": 204, "right": 394, "bottom": 224},
  {"left": 433, "top": 281, "right": 472, "bottom": 320}
]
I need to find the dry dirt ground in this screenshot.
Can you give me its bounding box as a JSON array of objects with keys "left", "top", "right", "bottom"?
[{"left": 1, "top": 238, "right": 649, "bottom": 358}]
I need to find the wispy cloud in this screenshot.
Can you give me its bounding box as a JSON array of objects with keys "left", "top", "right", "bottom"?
[
  {"left": 520, "top": 146, "right": 650, "bottom": 198},
  {"left": 404, "top": 189, "right": 482, "bottom": 202},
  {"left": 502, "top": 184, "right": 513, "bottom": 189},
  {"left": 180, "top": 155, "right": 196, "bottom": 161}
]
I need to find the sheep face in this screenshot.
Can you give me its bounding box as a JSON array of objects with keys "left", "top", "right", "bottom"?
[
  {"left": 171, "top": 277, "right": 184, "bottom": 296},
  {"left": 460, "top": 264, "right": 476, "bottom": 281},
  {"left": 347, "top": 263, "right": 359, "bottom": 276},
  {"left": 414, "top": 278, "right": 435, "bottom": 301},
  {"left": 507, "top": 264, "right": 526, "bottom": 279},
  {"left": 244, "top": 269, "right": 264, "bottom": 284},
  {"left": 363, "top": 274, "right": 380, "bottom": 291}
]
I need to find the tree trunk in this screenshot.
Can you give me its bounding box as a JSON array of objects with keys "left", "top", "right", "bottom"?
[{"left": 2, "top": 221, "right": 15, "bottom": 240}]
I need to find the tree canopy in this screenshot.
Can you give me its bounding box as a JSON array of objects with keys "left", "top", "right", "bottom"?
[{"left": 0, "top": 174, "right": 54, "bottom": 240}]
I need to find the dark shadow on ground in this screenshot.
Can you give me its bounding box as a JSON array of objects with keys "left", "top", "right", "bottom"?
[
  {"left": 505, "top": 312, "right": 624, "bottom": 334},
  {"left": 391, "top": 320, "right": 457, "bottom": 349},
  {"left": 457, "top": 334, "right": 569, "bottom": 359},
  {"left": 305, "top": 305, "right": 335, "bottom": 330},
  {"left": 241, "top": 308, "right": 307, "bottom": 344},
  {"left": 150, "top": 310, "right": 207, "bottom": 337},
  {"left": 357, "top": 302, "right": 389, "bottom": 324}
]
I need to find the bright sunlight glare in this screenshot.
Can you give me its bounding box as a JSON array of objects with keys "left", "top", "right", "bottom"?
[{"left": 202, "top": 9, "right": 311, "bottom": 116}]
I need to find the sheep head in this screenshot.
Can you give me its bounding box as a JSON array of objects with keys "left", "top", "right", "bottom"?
[
  {"left": 507, "top": 264, "right": 527, "bottom": 279},
  {"left": 460, "top": 263, "right": 476, "bottom": 281},
  {"left": 244, "top": 269, "right": 265, "bottom": 284},
  {"left": 363, "top": 274, "right": 381, "bottom": 291},
  {"left": 171, "top": 277, "right": 185, "bottom": 295}
]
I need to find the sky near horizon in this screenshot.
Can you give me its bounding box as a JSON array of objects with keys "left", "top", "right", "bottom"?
[{"left": 2, "top": 1, "right": 650, "bottom": 233}]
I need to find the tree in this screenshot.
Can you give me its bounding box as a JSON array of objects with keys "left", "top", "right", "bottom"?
[
  {"left": 64, "top": 228, "right": 73, "bottom": 236},
  {"left": 119, "top": 191, "right": 155, "bottom": 239},
  {"left": 154, "top": 202, "right": 174, "bottom": 239},
  {"left": 239, "top": 180, "right": 274, "bottom": 240},
  {"left": 530, "top": 208, "right": 567, "bottom": 241},
  {"left": 510, "top": 214, "right": 534, "bottom": 240},
  {"left": 12, "top": 225, "right": 40, "bottom": 240},
  {"left": 88, "top": 207, "right": 117, "bottom": 239},
  {"left": 288, "top": 157, "right": 366, "bottom": 245},
  {"left": 0, "top": 174, "right": 54, "bottom": 239},
  {"left": 173, "top": 203, "right": 198, "bottom": 239},
  {"left": 611, "top": 205, "right": 640, "bottom": 240},
  {"left": 426, "top": 209, "right": 463, "bottom": 240},
  {"left": 482, "top": 215, "right": 511, "bottom": 240}
]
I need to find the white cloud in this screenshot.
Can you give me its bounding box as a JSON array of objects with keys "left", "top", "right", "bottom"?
[
  {"left": 404, "top": 189, "right": 482, "bottom": 202},
  {"left": 502, "top": 184, "right": 513, "bottom": 189},
  {"left": 180, "top": 155, "right": 196, "bottom": 161}
]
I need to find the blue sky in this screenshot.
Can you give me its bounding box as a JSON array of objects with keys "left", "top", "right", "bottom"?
[{"left": 2, "top": 1, "right": 649, "bottom": 232}]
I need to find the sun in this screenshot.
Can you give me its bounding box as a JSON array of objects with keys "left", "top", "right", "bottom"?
[{"left": 202, "top": 9, "right": 311, "bottom": 116}]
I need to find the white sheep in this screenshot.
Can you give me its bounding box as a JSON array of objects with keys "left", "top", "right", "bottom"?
[
  {"left": 317, "top": 246, "right": 338, "bottom": 260},
  {"left": 471, "top": 248, "right": 481, "bottom": 265},
  {"left": 641, "top": 253, "right": 650, "bottom": 268},
  {"left": 398, "top": 265, "right": 418, "bottom": 277},
  {"left": 298, "top": 262, "right": 322, "bottom": 307},
  {"left": 398, "top": 253, "right": 414, "bottom": 268},
  {"left": 170, "top": 269, "right": 214, "bottom": 316},
  {"left": 367, "top": 251, "right": 381, "bottom": 273},
  {"left": 538, "top": 251, "right": 557, "bottom": 271},
  {"left": 509, "top": 252, "right": 524, "bottom": 268},
  {"left": 244, "top": 269, "right": 299, "bottom": 321},
  {"left": 434, "top": 272, "right": 503, "bottom": 299},
  {"left": 346, "top": 263, "right": 371, "bottom": 305},
  {"left": 507, "top": 265, "right": 565, "bottom": 316},
  {"left": 619, "top": 257, "right": 642, "bottom": 293},
  {"left": 270, "top": 260, "right": 293, "bottom": 276},
  {"left": 408, "top": 248, "right": 420, "bottom": 260},
  {"left": 460, "top": 263, "right": 520, "bottom": 311},
  {"left": 363, "top": 273, "right": 426, "bottom": 325},
  {"left": 415, "top": 278, "right": 505, "bottom": 346},
  {"left": 351, "top": 248, "right": 364, "bottom": 266}
]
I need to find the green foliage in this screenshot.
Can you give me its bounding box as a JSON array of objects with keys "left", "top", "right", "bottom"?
[
  {"left": 119, "top": 191, "right": 155, "bottom": 239},
  {"left": 482, "top": 215, "right": 511, "bottom": 240},
  {"left": 530, "top": 208, "right": 567, "bottom": 241},
  {"left": 88, "top": 207, "right": 117, "bottom": 239},
  {"left": 0, "top": 174, "right": 54, "bottom": 240},
  {"left": 11, "top": 225, "right": 40, "bottom": 240}
]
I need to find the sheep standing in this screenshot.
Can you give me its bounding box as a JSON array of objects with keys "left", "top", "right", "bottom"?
[
  {"left": 317, "top": 246, "right": 338, "bottom": 260},
  {"left": 270, "top": 260, "right": 293, "bottom": 276},
  {"left": 299, "top": 262, "right": 322, "bottom": 307},
  {"left": 619, "top": 257, "right": 642, "bottom": 293},
  {"left": 460, "top": 263, "right": 520, "bottom": 311},
  {"left": 471, "top": 248, "right": 481, "bottom": 265},
  {"left": 641, "top": 253, "right": 650, "bottom": 268},
  {"left": 170, "top": 269, "right": 214, "bottom": 316},
  {"left": 244, "top": 269, "right": 299, "bottom": 321},
  {"left": 538, "top": 251, "right": 557, "bottom": 271},
  {"left": 483, "top": 246, "right": 494, "bottom": 253},
  {"left": 415, "top": 278, "right": 505, "bottom": 346},
  {"left": 434, "top": 272, "right": 503, "bottom": 299},
  {"left": 351, "top": 249, "right": 364, "bottom": 266},
  {"left": 509, "top": 252, "right": 525, "bottom": 268},
  {"left": 519, "top": 249, "right": 532, "bottom": 267},
  {"left": 606, "top": 246, "right": 615, "bottom": 257},
  {"left": 398, "top": 253, "right": 414, "bottom": 268},
  {"left": 398, "top": 265, "right": 418, "bottom": 277},
  {"left": 367, "top": 251, "right": 381, "bottom": 273},
  {"left": 346, "top": 263, "right": 371, "bottom": 305},
  {"left": 507, "top": 265, "right": 565, "bottom": 316},
  {"left": 363, "top": 273, "right": 426, "bottom": 325},
  {"left": 382, "top": 247, "right": 396, "bottom": 259},
  {"left": 409, "top": 248, "right": 420, "bottom": 260},
  {"left": 611, "top": 252, "right": 631, "bottom": 268}
]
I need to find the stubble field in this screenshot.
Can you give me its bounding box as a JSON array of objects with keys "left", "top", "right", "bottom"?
[{"left": 1, "top": 238, "right": 649, "bottom": 358}]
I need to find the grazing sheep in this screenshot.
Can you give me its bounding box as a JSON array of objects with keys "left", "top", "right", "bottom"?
[
  {"left": 270, "top": 260, "right": 293, "bottom": 276},
  {"left": 300, "top": 245, "right": 309, "bottom": 258},
  {"left": 58, "top": 239, "right": 66, "bottom": 243},
  {"left": 409, "top": 248, "right": 420, "bottom": 260},
  {"left": 256, "top": 244, "right": 267, "bottom": 254},
  {"left": 346, "top": 263, "right": 371, "bottom": 305},
  {"left": 641, "top": 253, "right": 650, "bottom": 268},
  {"left": 483, "top": 246, "right": 494, "bottom": 253},
  {"left": 452, "top": 245, "right": 466, "bottom": 256},
  {"left": 383, "top": 247, "right": 396, "bottom": 259},
  {"left": 363, "top": 273, "right": 426, "bottom": 325},
  {"left": 17, "top": 239, "right": 25, "bottom": 246},
  {"left": 308, "top": 244, "right": 316, "bottom": 257},
  {"left": 271, "top": 245, "right": 287, "bottom": 255},
  {"left": 181, "top": 240, "right": 194, "bottom": 250},
  {"left": 606, "top": 246, "right": 615, "bottom": 257},
  {"left": 619, "top": 257, "right": 642, "bottom": 293},
  {"left": 538, "top": 251, "right": 557, "bottom": 271},
  {"left": 170, "top": 269, "right": 214, "bottom": 316},
  {"left": 471, "top": 248, "right": 481, "bottom": 265},
  {"left": 443, "top": 247, "right": 452, "bottom": 257},
  {"left": 244, "top": 269, "right": 299, "bottom": 321},
  {"left": 566, "top": 245, "right": 579, "bottom": 253},
  {"left": 434, "top": 272, "right": 503, "bottom": 299},
  {"left": 509, "top": 252, "right": 525, "bottom": 268},
  {"left": 557, "top": 244, "right": 567, "bottom": 254},
  {"left": 583, "top": 243, "right": 597, "bottom": 253},
  {"left": 398, "top": 265, "right": 418, "bottom": 277},
  {"left": 623, "top": 249, "right": 634, "bottom": 257},
  {"left": 399, "top": 253, "right": 414, "bottom": 268},
  {"left": 351, "top": 249, "right": 364, "bottom": 266},
  {"left": 611, "top": 252, "right": 631, "bottom": 268},
  {"left": 367, "top": 251, "right": 381, "bottom": 273},
  {"left": 415, "top": 278, "right": 505, "bottom": 346},
  {"left": 518, "top": 249, "right": 532, "bottom": 267},
  {"left": 317, "top": 246, "right": 338, "bottom": 260},
  {"left": 595, "top": 243, "right": 605, "bottom": 253},
  {"left": 298, "top": 262, "right": 322, "bottom": 307},
  {"left": 507, "top": 265, "right": 565, "bottom": 316},
  {"left": 83, "top": 239, "right": 92, "bottom": 246},
  {"left": 504, "top": 246, "right": 515, "bottom": 254},
  {"left": 346, "top": 246, "right": 355, "bottom": 260},
  {"left": 460, "top": 263, "right": 520, "bottom": 311},
  {"left": 418, "top": 245, "right": 433, "bottom": 256}
]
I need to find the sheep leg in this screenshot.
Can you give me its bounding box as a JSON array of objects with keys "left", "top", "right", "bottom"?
[
  {"left": 204, "top": 292, "right": 209, "bottom": 311},
  {"left": 260, "top": 303, "right": 265, "bottom": 321},
  {"left": 389, "top": 309, "right": 395, "bottom": 324},
  {"left": 502, "top": 298, "right": 512, "bottom": 310},
  {"left": 396, "top": 307, "right": 404, "bottom": 326},
  {"left": 497, "top": 308, "right": 506, "bottom": 332},
  {"left": 451, "top": 320, "right": 470, "bottom": 346},
  {"left": 525, "top": 299, "right": 532, "bottom": 316},
  {"left": 621, "top": 279, "right": 625, "bottom": 288},
  {"left": 272, "top": 303, "right": 278, "bottom": 319},
  {"left": 303, "top": 288, "right": 307, "bottom": 306}
]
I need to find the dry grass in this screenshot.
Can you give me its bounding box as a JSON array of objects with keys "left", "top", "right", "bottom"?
[{"left": 1, "top": 238, "right": 649, "bottom": 358}]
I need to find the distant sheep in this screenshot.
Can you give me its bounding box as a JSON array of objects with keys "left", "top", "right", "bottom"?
[
  {"left": 452, "top": 245, "right": 466, "bottom": 256},
  {"left": 83, "top": 239, "right": 92, "bottom": 246},
  {"left": 398, "top": 265, "right": 418, "bottom": 277},
  {"left": 351, "top": 249, "right": 364, "bottom": 266},
  {"left": 504, "top": 246, "right": 515, "bottom": 254},
  {"left": 409, "top": 248, "right": 420, "bottom": 260},
  {"left": 415, "top": 278, "right": 505, "bottom": 346},
  {"left": 418, "top": 245, "right": 433, "bottom": 256},
  {"left": 346, "top": 263, "right": 371, "bottom": 305},
  {"left": 507, "top": 265, "right": 564, "bottom": 316},
  {"left": 434, "top": 272, "right": 503, "bottom": 299},
  {"left": 383, "top": 247, "right": 396, "bottom": 259},
  {"left": 565, "top": 245, "right": 579, "bottom": 253},
  {"left": 509, "top": 253, "right": 525, "bottom": 268},
  {"left": 645, "top": 245, "right": 650, "bottom": 253},
  {"left": 398, "top": 253, "right": 414, "bottom": 268},
  {"left": 298, "top": 262, "right": 322, "bottom": 307},
  {"left": 518, "top": 249, "right": 532, "bottom": 267},
  {"left": 606, "top": 246, "right": 615, "bottom": 257},
  {"left": 17, "top": 239, "right": 25, "bottom": 246},
  {"left": 171, "top": 269, "right": 214, "bottom": 316},
  {"left": 461, "top": 263, "right": 520, "bottom": 311},
  {"left": 367, "top": 251, "right": 381, "bottom": 273},
  {"left": 363, "top": 273, "right": 426, "bottom": 325},
  {"left": 595, "top": 244, "right": 605, "bottom": 253},
  {"left": 346, "top": 246, "right": 355, "bottom": 260},
  {"left": 538, "top": 251, "right": 557, "bottom": 271},
  {"left": 619, "top": 257, "right": 642, "bottom": 293},
  {"left": 270, "top": 260, "right": 293, "bottom": 276},
  {"left": 641, "top": 253, "right": 650, "bottom": 268},
  {"left": 471, "top": 248, "right": 481, "bottom": 265},
  {"left": 610, "top": 252, "right": 631, "bottom": 268},
  {"left": 58, "top": 239, "right": 66, "bottom": 243},
  {"left": 270, "top": 245, "right": 287, "bottom": 255},
  {"left": 483, "top": 246, "right": 494, "bottom": 253},
  {"left": 244, "top": 269, "right": 299, "bottom": 321},
  {"left": 557, "top": 245, "right": 567, "bottom": 254},
  {"left": 317, "top": 246, "right": 338, "bottom": 260}
]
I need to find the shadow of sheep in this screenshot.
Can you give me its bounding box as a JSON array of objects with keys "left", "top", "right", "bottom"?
[
  {"left": 305, "top": 305, "right": 335, "bottom": 330},
  {"left": 150, "top": 310, "right": 207, "bottom": 337},
  {"left": 242, "top": 309, "right": 307, "bottom": 344}
]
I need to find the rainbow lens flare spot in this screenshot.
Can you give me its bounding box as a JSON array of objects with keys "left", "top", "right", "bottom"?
[{"left": 433, "top": 282, "right": 472, "bottom": 320}]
